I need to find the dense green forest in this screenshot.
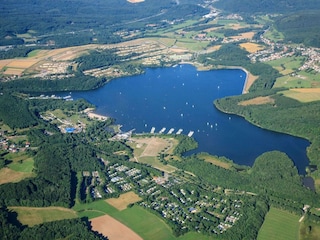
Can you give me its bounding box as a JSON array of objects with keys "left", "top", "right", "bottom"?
[
  {"left": 0, "top": 0, "right": 208, "bottom": 47},
  {"left": 1, "top": 74, "right": 108, "bottom": 92},
  {"left": 275, "top": 11, "right": 320, "bottom": 47},
  {"left": 214, "top": 0, "right": 320, "bottom": 14}
]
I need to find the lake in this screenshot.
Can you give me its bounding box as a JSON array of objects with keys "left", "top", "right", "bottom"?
[{"left": 64, "top": 64, "right": 310, "bottom": 173}]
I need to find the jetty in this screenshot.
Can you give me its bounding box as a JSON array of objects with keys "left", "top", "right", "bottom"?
[
  {"left": 150, "top": 127, "right": 155, "bottom": 134},
  {"left": 187, "top": 131, "right": 194, "bottom": 137},
  {"left": 168, "top": 128, "right": 175, "bottom": 134},
  {"left": 176, "top": 129, "right": 183, "bottom": 135},
  {"left": 159, "top": 128, "right": 166, "bottom": 134}
]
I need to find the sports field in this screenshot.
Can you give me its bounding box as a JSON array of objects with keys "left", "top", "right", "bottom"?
[{"left": 257, "top": 207, "right": 300, "bottom": 240}]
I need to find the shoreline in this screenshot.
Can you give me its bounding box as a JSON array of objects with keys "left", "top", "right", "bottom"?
[
  {"left": 182, "top": 62, "right": 258, "bottom": 94},
  {"left": 83, "top": 108, "right": 108, "bottom": 121}
]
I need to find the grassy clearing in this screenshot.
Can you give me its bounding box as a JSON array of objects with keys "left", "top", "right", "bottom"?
[
  {"left": 257, "top": 207, "right": 300, "bottom": 240},
  {"left": 139, "top": 156, "right": 177, "bottom": 172},
  {"left": 4, "top": 152, "right": 34, "bottom": 172},
  {"left": 175, "top": 39, "right": 210, "bottom": 51},
  {"left": 0, "top": 168, "right": 35, "bottom": 185},
  {"left": 27, "top": 49, "right": 43, "bottom": 58},
  {"left": 197, "top": 153, "right": 232, "bottom": 169},
  {"left": 300, "top": 218, "right": 320, "bottom": 240},
  {"left": 239, "top": 96, "right": 275, "bottom": 106},
  {"left": 8, "top": 157, "right": 34, "bottom": 172},
  {"left": 106, "top": 191, "right": 142, "bottom": 211},
  {"left": 73, "top": 200, "right": 118, "bottom": 219},
  {"left": 263, "top": 26, "right": 284, "bottom": 42},
  {"left": 10, "top": 207, "right": 78, "bottom": 227},
  {"left": 0, "top": 152, "right": 35, "bottom": 184}
]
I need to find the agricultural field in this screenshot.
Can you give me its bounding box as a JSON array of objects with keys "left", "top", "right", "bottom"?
[
  {"left": 281, "top": 88, "right": 320, "bottom": 103},
  {"left": 257, "top": 207, "right": 300, "bottom": 240},
  {"left": 240, "top": 42, "right": 265, "bottom": 53},
  {"left": 91, "top": 214, "right": 143, "bottom": 240},
  {"left": 9, "top": 207, "right": 78, "bottom": 227}
]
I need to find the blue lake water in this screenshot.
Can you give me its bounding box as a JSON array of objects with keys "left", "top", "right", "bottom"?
[{"left": 65, "top": 64, "right": 310, "bottom": 173}]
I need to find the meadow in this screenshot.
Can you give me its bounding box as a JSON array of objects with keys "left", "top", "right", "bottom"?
[
  {"left": 9, "top": 207, "right": 78, "bottom": 227},
  {"left": 0, "top": 152, "right": 35, "bottom": 184},
  {"left": 257, "top": 207, "right": 300, "bottom": 240}
]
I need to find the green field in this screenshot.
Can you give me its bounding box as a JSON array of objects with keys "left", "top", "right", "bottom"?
[
  {"left": 27, "top": 49, "right": 42, "bottom": 58},
  {"left": 139, "top": 156, "right": 177, "bottom": 173},
  {"left": 10, "top": 207, "right": 78, "bottom": 227},
  {"left": 4, "top": 152, "right": 34, "bottom": 173},
  {"left": 268, "top": 56, "right": 304, "bottom": 75},
  {"left": 257, "top": 207, "right": 300, "bottom": 240}
]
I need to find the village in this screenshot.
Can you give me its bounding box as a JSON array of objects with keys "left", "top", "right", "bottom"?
[{"left": 81, "top": 156, "right": 244, "bottom": 235}]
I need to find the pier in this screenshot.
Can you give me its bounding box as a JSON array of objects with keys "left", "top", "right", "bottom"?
[
  {"left": 159, "top": 127, "right": 166, "bottom": 134},
  {"left": 148, "top": 127, "right": 194, "bottom": 137},
  {"left": 168, "top": 128, "right": 174, "bottom": 134},
  {"left": 176, "top": 129, "right": 183, "bottom": 135},
  {"left": 187, "top": 131, "right": 194, "bottom": 137}
]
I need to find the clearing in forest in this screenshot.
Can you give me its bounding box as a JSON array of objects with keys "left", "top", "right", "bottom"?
[
  {"left": 9, "top": 206, "right": 78, "bottom": 227},
  {"left": 0, "top": 168, "right": 34, "bottom": 184},
  {"left": 239, "top": 96, "right": 275, "bottom": 106}
]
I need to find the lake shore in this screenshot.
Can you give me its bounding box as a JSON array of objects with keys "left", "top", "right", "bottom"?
[
  {"left": 182, "top": 62, "right": 258, "bottom": 94},
  {"left": 83, "top": 108, "right": 108, "bottom": 121}
]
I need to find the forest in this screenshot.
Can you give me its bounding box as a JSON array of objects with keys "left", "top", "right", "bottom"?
[
  {"left": 0, "top": 0, "right": 208, "bottom": 47},
  {"left": 275, "top": 11, "right": 320, "bottom": 47},
  {"left": 214, "top": 0, "right": 320, "bottom": 14}
]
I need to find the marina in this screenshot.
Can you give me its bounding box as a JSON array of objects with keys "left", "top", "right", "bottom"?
[{"left": 146, "top": 127, "right": 193, "bottom": 137}]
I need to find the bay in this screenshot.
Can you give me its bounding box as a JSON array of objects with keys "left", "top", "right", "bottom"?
[{"left": 65, "top": 64, "right": 309, "bottom": 173}]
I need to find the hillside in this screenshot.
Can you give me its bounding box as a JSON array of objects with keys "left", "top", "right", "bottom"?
[{"left": 214, "top": 0, "right": 320, "bottom": 14}]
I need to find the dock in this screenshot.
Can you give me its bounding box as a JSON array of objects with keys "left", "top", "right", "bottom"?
[
  {"left": 176, "top": 129, "right": 183, "bottom": 135},
  {"left": 168, "top": 128, "right": 174, "bottom": 134},
  {"left": 187, "top": 131, "right": 194, "bottom": 137},
  {"left": 150, "top": 127, "right": 155, "bottom": 134},
  {"left": 159, "top": 127, "right": 166, "bottom": 134}
]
